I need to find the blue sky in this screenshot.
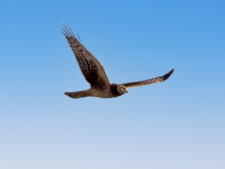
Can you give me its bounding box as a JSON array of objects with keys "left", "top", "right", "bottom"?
[{"left": 0, "top": 0, "right": 225, "bottom": 169}]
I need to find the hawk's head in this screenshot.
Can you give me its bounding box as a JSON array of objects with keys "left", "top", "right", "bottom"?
[{"left": 117, "top": 85, "right": 128, "bottom": 94}]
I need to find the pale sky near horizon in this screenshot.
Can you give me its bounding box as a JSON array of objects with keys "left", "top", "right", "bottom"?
[{"left": 0, "top": 0, "right": 225, "bottom": 169}]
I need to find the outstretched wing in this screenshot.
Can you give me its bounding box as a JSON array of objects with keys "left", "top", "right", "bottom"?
[
  {"left": 120, "top": 69, "right": 174, "bottom": 88},
  {"left": 61, "top": 25, "right": 110, "bottom": 89}
]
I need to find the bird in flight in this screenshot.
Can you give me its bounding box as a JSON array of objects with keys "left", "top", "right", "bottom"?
[{"left": 61, "top": 25, "right": 174, "bottom": 99}]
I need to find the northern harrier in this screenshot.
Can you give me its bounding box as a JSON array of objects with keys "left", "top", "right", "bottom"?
[{"left": 62, "top": 25, "right": 174, "bottom": 99}]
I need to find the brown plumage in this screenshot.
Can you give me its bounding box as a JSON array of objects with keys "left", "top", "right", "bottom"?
[{"left": 62, "top": 25, "right": 174, "bottom": 99}]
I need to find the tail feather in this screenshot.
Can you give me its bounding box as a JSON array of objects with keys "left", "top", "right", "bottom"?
[{"left": 65, "top": 90, "right": 90, "bottom": 99}]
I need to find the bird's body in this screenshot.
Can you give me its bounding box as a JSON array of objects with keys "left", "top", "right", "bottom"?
[
  {"left": 62, "top": 25, "right": 174, "bottom": 99},
  {"left": 65, "top": 84, "right": 123, "bottom": 99}
]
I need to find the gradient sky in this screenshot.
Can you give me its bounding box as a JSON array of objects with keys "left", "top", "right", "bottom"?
[{"left": 0, "top": 0, "right": 225, "bottom": 169}]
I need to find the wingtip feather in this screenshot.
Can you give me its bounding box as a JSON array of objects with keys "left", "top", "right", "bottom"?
[
  {"left": 60, "top": 24, "right": 75, "bottom": 38},
  {"left": 162, "top": 68, "right": 174, "bottom": 81}
]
